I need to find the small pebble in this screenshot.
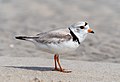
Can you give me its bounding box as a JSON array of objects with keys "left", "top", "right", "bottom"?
[{"left": 9, "top": 44, "right": 14, "bottom": 48}]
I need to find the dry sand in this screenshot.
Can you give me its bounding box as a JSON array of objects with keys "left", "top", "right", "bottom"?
[
  {"left": 0, "top": 0, "right": 120, "bottom": 82},
  {"left": 0, "top": 57, "right": 120, "bottom": 82}
]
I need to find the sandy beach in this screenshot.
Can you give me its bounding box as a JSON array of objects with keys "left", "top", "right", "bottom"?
[
  {"left": 0, "top": 0, "right": 120, "bottom": 81},
  {"left": 0, "top": 57, "right": 120, "bottom": 82}
]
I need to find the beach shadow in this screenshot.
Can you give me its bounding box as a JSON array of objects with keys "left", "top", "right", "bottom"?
[{"left": 4, "top": 66, "right": 54, "bottom": 71}]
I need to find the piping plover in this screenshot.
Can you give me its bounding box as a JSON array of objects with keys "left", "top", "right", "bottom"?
[{"left": 15, "top": 21, "right": 94, "bottom": 73}]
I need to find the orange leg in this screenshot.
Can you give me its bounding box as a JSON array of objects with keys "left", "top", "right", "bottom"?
[
  {"left": 54, "top": 54, "right": 59, "bottom": 70},
  {"left": 56, "top": 54, "right": 64, "bottom": 72},
  {"left": 54, "top": 54, "right": 71, "bottom": 73}
]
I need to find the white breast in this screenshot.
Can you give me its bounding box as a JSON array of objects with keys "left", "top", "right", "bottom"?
[{"left": 33, "top": 39, "right": 79, "bottom": 55}]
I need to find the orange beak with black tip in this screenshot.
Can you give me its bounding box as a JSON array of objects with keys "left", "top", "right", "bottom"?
[{"left": 88, "top": 28, "right": 94, "bottom": 33}]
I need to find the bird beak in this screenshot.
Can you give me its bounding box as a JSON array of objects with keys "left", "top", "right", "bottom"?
[{"left": 88, "top": 28, "right": 94, "bottom": 33}]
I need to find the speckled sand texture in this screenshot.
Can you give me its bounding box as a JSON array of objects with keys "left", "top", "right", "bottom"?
[{"left": 0, "top": 57, "right": 120, "bottom": 82}]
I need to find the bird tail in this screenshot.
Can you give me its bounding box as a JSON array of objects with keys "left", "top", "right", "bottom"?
[{"left": 15, "top": 36, "right": 38, "bottom": 41}]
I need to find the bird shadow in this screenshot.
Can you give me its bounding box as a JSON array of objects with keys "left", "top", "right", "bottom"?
[{"left": 4, "top": 66, "right": 54, "bottom": 71}]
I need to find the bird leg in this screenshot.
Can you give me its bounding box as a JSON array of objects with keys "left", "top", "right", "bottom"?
[
  {"left": 53, "top": 54, "right": 71, "bottom": 73},
  {"left": 54, "top": 54, "right": 59, "bottom": 71},
  {"left": 56, "top": 54, "right": 64, "bottom": 72}
]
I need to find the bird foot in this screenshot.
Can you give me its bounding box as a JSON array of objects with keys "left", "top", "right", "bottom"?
[{"left": 53, "top": 68, "right": 72, "bottom": 73}]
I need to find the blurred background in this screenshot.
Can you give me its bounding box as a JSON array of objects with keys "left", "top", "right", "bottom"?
[{"left": 0, "top": 0, "right": 120, "bottom": 63}]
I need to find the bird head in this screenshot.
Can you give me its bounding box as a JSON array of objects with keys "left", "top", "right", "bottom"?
[
  {"left": 69, "top": 21, "right": 94, "bottom": 42},
  {"left": 70, "top": 21, "right": 94, "bottom": 34}
]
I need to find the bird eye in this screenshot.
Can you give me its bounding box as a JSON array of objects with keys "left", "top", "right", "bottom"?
[
  {"left": 80, "top": 26, "right": 84, "bottom": 29},
  {"left": 85, "top": 22, "right": 88, "bottom": 26}
]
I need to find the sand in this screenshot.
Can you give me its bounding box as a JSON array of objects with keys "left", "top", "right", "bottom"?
[
  {"left": 0, "top": 0, "right": 120, "bottom": 81},
  {"left": 0, "top": 57, "right": 120, "bottom": 82}
]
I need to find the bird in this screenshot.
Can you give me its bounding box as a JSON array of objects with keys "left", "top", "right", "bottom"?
[{"left": 15, "top": 21, "right": 94, "bottom": 73}]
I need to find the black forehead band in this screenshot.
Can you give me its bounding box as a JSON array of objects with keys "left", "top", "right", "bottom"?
[{"left": 85, "top": 22, "right": 88, "bottom": 26}]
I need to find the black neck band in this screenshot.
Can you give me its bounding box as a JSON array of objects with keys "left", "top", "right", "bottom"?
[{"left": 68, "top": 28, "right": 80, "bottom": 44}]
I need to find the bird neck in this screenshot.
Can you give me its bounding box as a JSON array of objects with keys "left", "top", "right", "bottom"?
[
  {"left": 68, "top": 27, "right": 88, "bottom": 44},
  {"left": 68, "top": 28, "right": 80, "bottom": 44}
]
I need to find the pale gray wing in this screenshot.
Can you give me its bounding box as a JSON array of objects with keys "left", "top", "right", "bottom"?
[{"left": 34, "top": 31, "right": 72, "bottom": 44}]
